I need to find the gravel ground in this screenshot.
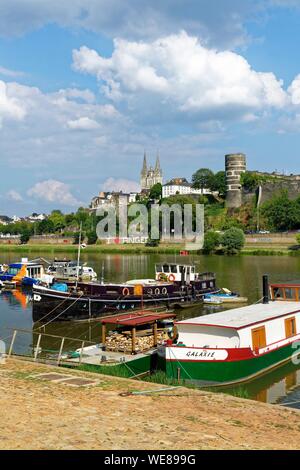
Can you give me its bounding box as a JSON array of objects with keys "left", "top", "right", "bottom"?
[{"left": 1, "top": 358, "right": 300, "bottom": 450}]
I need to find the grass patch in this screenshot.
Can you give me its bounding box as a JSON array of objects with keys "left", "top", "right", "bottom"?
[{"left": 0, "top": 243, "right": 186, "bottom": 255}]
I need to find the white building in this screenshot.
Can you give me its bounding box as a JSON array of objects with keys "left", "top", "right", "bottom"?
[
  {"left": 90, "top": 191, "right": 138, "bottom": 211},
  {"left": 162, "top": 178, "right": 212, "bottom": 198}
]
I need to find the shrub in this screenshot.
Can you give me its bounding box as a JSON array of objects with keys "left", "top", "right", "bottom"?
[
  {"left": 203, "top": 231, "right": 220, "bottom": 254},
  {"left": 221, "top": 228, "right": 245, "bottom": 254},
  {"left": 86, "top": 231, "right": 98, "bottom": 245}
]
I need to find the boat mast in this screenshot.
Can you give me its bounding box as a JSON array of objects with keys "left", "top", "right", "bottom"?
[{"left": 76, "top": 222, "right": 82, "bottom": 288}]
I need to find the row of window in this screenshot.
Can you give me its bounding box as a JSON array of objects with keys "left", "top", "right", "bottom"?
[
  {"left": 252, "top": 316, "right": 297, "bottom": 351},
  {"left": 271, "top": 286, "right": 300, "bottom": 301}
]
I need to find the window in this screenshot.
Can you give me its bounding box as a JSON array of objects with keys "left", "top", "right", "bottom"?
[
  {"left": 285, "top": 317, "right": 297, "bottom": 338},
  {"left": 163, "top": 265, "right": 170, "bottom": 273},
  {"left": 251, "top": 326, "right": 267, "bottom": 351},
  {"left": 170, "top": 265, "right": 178, "bottom": 273},
  {"left": 156, "top": 265, "right": 162, "bottom": 272},
  {"left": 272, "top": 287, "right": 284, "bottom": 299},
  {"left": 285, "top": 288, "right": 297, "bottom": 300}
]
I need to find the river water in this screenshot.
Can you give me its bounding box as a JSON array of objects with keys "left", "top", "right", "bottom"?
[{"left": 1, "top": 250, "right": 300, "bottom": 408}]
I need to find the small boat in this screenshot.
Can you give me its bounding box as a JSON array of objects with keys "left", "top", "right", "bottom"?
[
  {"left": 204, "top": 288, "right": 248, "bottom": 304},
  {"left": 203, "top": 296, "right": 223, "bottom": 305},
  {"left": 162, "top": 276, "right": 300, "bottom": 386},
  {"left": 0, "top": 259, "right": 47, "bottom": 287},
  {"left": 46, "top": 259, "right": 97, "bottom": 281}
]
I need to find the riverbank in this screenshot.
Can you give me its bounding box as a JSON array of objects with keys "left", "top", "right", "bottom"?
[
  {"left": 0, "top": 243, "right": 299, "bottom": 256},
  {"left": 1, "top": 358, "right": 300, "bottom": 450}
]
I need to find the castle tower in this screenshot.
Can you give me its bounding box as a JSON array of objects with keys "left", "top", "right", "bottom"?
[{"left": 225, "top": 153, "right": 246, "bottom": 208}]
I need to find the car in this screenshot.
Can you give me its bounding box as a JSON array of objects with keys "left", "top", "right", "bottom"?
[{"left": 258, "top": 230, "right": 270, "bottom": 234}]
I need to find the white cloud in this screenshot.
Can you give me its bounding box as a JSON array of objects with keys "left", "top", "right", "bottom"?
[
  {"left": 73, "top": 31, "right": 287, "bottom": 121},
  {"left": 288, "top": 74, "right": 300, "bottom": 105},
  {"left": 27, "top": 180, "right": 81, "bottom": 206},
  {"left": 67, "top": 116, "right": 100, "bottom": 130},
  {"left": 7, "top": 190, "right": 23, "bottom": 201},
  {"left": 0, "top": 80, "right": 26, "bottom": 126},
  {"left": 101, "top": 177, "right": 140, "bottom": 193},
  {"left": 0, "top": 66, "right": 25, "bottom": 78},
  {"left": 55, "top": 88, "right": 95, "bottom": 104}
]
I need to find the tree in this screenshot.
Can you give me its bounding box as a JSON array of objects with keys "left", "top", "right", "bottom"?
[
  {"left": 149, "top": 183, "right": 162, "bottom": 200},
  {"left": 192, "top": 168, "right": 214, "bottom": 194},
  {"left": 20, "top": 229, "right": 31, "bottom": 244},
  {"left": 203, "top": 231, "right": 220, "bottom": 254},
  {"left": 261, "top": 191, "right": 299, "bottom": 231},
  {"left": 87, "top": 230, "right": 98, "bottom": 245},
  {"left": 221, "top": 228, "right": 245, "bottom": 254},
  {"left": 48, "top": 210, "right": 66, "bottom": 232},
  {"left": 240, "top": 171, "right": 260, "bottom": 191},
  {"left": 210, "top": 171, "right": 226, "bottom": 197},
  {"left": 37, "top": 218, "right": 55, "bottom": 234}
]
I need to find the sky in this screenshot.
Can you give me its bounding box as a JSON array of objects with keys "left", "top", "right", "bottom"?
[{"left": 2, "top": 0, "right": 300, "bottom": 215}]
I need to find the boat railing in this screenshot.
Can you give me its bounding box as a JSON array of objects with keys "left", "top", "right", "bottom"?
[{"left": 197, "top": 272, "right": 216, "bottom": 281}]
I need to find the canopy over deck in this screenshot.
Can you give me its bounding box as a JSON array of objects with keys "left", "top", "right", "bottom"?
[{"left": 101, "top": 311, "right": 176, "bottom": 327}]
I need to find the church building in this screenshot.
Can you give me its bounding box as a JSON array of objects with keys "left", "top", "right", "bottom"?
[{"left": 140, "top": 152, "right": 163, "bottom": 192}]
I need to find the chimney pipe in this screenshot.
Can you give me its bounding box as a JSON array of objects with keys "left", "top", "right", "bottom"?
[{"left": 262, "top": 275, "right": 269, "bottom": 304}]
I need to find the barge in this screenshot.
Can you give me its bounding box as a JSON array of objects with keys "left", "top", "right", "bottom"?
[
  {"left": 163, "top": 276, "right": 300, "bottom": 385},
  {"left": 32, "top": 263, "right": 218, "bottom": 322}
]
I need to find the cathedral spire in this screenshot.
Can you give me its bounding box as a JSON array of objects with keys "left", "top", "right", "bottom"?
[
  {"left": 141, "top": 151, "right": 147, "bottom": 175},
  {"left": 155, "top": 151, "right": 161, "bottom": 174}
]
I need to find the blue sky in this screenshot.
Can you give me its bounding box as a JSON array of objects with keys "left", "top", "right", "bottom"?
[{"left": 1, "top": 0, "right": 300, "bottom": 215}]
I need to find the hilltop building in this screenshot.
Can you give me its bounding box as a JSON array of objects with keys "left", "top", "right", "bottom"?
[
  {"left": 162, "top": 178, "right": 209, "bottom": 198},
  {"left": 140, "top": 152, "right": 163, "bottom": 192}
]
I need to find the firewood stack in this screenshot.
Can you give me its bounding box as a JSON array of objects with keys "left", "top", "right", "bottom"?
[{"left": 105, "top": 331, "right": 166, "bottom": 353}]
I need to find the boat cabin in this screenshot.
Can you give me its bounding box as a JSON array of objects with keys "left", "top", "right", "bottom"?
[
  {"left": 270, "top": 283, "right": 300, "bottom": 301},
  {"left": 155, "top": 263, "right": 197, "bottom": 283},
  {"left": 174, "top": 302, "right": 300, "bottom": 354}
]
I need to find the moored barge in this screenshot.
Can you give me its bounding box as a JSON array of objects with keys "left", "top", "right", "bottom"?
[
  {"left": 163, "top": 277, "right": 300, "bottom": 385},
  {"left": 32, "top": 263, "right": 218, "bottom": 322}
]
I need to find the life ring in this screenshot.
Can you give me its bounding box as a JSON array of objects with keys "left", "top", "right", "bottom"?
[
  {"left": 155, "top": 288, "right": 160, "bottom": 295},
  {"left": 122, "top": 287, "right": 130, "bottom": 296},
  {"left": 157, "top": 273, "right": 167, "bottom": 282},
  {"left": 168, "top": 274, "right": 176, "bottom": 282},
  {"left": 162, "top": 287, "right": 167, "bottom": 295}
]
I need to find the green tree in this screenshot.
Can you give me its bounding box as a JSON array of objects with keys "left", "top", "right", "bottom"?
[
  {"left": 221, "top": 228, "right": 245, "bottom": 254},
  {"left": 210, "top": 171, "right": 226, "bottom": 197},
  {"left": 192, "top": 168, "right": 214, "bottom": 194},
  {"left": 20, "top": 229, "right": 31, "bottom": 244},
  {"left": 37, "top": 218, "right": 55, "bottom": 234},
  {"left": 203, "top": 231, "right": 220, "bottom": 254},
  {"left": 149, "top": 183, "right": 162, "bottom": 200},
  {"left": 48, "top": 210, "right": 66, "bottom": 232},
  {"left": 86, "top": 230, "right": 98, "bottom": 245},
  {"left": 240, "top": 171, "right": 260, "bottom": 191},
  {"left": 261, "top": 191, "right": 299, "bottom": 231}
]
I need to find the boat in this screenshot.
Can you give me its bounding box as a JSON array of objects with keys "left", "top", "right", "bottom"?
[
  {"left": 162, "top": 276, "right": 300, "bottom": 386},
  {"left": 203, "top": 288, "right": 248, "bottom": 304},
  {"left": 51, "top": 310, "right": 177, "bottom": 378},
  {"left": 46, "top": 259, "right": 97, "bottom": 282},
  {"left": 0, "top": 259, "right": 47, "bottom": 287},
  {"left": 32, "top": 263, "right": 219, "bottom": 322},
  {"left": 203, "top": 296, "right": 223, "bottom": 305}
]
